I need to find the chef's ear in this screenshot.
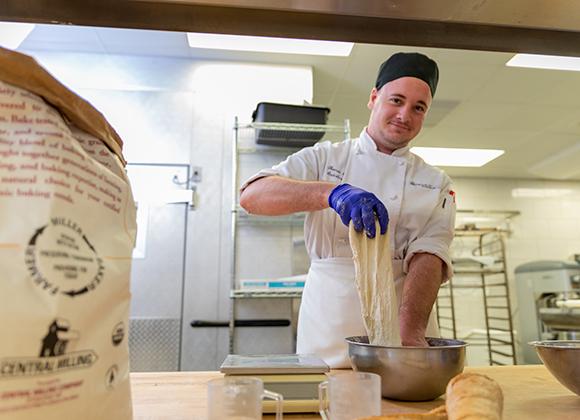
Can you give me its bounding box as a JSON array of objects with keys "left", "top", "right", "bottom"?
[{"left": 367, "top": 87, "right": 379, "bottom": 110}]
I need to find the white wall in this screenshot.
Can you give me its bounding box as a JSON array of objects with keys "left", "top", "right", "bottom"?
[{"left": 454, "top": 178, "right": 580, "bottom": 265}]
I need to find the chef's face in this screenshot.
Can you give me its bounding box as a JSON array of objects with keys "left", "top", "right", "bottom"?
[{"left": 366, "top": 77, "right": 432, "bottom": 154}]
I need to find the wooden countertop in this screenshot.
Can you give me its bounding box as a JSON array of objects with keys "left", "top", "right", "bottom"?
[{"left": 131, "top": 365, "right": 580, "bottom": 419}]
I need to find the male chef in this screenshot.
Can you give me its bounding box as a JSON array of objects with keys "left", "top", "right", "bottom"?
[{"left": 239, "top": 52, "right": 456, "bottom": 368}]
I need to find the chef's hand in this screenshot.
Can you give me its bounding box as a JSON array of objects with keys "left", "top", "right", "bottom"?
[
  {"left": 328, "top": 183, "right": 389, "bottom": 238},
  {"left": 400, "top": 319, "right": 429, "bottom": 347},
  {"left": 401, "top": 335, "right": 429, "bottom": 347}
]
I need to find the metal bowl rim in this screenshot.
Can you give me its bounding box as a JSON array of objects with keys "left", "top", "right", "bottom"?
[
  {"left": 345, "top": 335, "right": 468, "bottom": 349},
  {"left": 529, "top": 340, "right": 580, "bottom": 349}
]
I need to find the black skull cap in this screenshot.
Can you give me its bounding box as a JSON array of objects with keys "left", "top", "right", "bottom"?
[{"left": 375, "top": 52, "right": 439, "bottom": 97}]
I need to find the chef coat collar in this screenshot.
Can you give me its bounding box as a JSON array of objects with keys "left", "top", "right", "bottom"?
[{"left": 359, "top": 128, "right": 411, "bottom": 157}]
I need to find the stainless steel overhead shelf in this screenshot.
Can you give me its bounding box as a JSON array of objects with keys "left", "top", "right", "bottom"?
[
  {"left": 455, "top": 209, "right": 520, "bottom": 237},
  {"left": 238, "top": 121, "right": 348, "bottom": 132},
  {"left": 235, "top": 207, "right": 306, "bottom": 226},
  {"left": 230, "top": 289, "right": 303, "bottom": 299}
]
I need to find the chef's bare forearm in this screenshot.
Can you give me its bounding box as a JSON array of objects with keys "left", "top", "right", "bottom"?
[
  {"left": 240, "top": 176, "right": 336, "bottom": 215},
  {"left": 399, "top": 253, "right": 444, "bottom": 346}
]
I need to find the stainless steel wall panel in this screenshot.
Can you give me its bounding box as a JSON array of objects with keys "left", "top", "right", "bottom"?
[{"left": 129, "top": 318, "right": 181, "bottom": 371}]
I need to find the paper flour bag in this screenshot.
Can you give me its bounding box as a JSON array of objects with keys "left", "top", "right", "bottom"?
[{"left": 0, "top": 48, "right": 136, "bottom": 419}]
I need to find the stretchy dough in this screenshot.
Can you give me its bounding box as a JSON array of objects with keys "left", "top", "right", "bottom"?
[{"left": 349, "top": 222, "right": 400, "bottom": 346}]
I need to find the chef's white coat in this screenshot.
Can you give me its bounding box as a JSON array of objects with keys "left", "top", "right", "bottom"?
[{"left": 242, "top": 129, "right": 456, "bottom": 367}]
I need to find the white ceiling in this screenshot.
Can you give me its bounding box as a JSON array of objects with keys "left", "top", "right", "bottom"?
[{"left": 17, "top": 24, "right": 580, "bottom": 181}]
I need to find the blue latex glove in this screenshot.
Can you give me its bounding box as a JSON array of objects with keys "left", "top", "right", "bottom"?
[{"left": 328, "top": 183, "right": 389, "bottom": 238}]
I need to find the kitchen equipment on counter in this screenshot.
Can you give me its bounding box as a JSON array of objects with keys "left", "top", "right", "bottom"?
[
  {"left": 207, "top": 376, "right": 283, "bottom": 420},
  {"left": 537, "top": 291, "right": 580, "bottom": 339},
  {"left": 220, "top": 353, "right": 329, "bottom": 414},
  {"left": 318, "top": 372, "right": 381, "bottom": 420},
  {"left": 515, "top": 260, "right": 580, "bottom": 364},
  {"left": 529, "top": 340, "right": 580, "bottom": 396},
  {"left": 345, "top": 336, "right": 467, "bottom": 401}
]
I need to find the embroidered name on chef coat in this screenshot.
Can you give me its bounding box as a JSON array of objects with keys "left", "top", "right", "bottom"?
[
  {"left": 409, "top": 180, "right": 438, "bottom": 190},
  {"left": 326, "top": 165, "right": 344, "bottom": 181}
]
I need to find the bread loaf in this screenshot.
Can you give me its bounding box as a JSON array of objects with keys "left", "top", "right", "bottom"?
[{"left": 445, "top": 373, "right": 503, "bottom": 420}]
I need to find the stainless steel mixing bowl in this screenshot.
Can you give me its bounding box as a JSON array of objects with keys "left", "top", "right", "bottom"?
[
  {"left": 346, "top": 336, "right": 467, "bottom": 401},
  {"left": 529, "top": 340, "right": 580, "bottom": 396}
]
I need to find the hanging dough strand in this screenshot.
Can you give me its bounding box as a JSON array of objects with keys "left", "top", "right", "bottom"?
[{"left": 349, "top": 220, "right": 401, "bottom": 346}]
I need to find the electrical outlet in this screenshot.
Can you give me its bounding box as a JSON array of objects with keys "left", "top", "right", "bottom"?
[{"left": 191, "top": 166, "right": 202, "bottom": 182}]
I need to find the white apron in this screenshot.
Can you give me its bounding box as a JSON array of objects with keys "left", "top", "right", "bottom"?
[
  {"left": 294, "top": 134, "right": 443, "bottom": 368},
  {"left": 296, "top": 253, "right": 439, "bottom": 368}
]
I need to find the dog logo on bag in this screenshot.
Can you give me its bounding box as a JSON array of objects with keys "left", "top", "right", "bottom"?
[
  {"left": 0, "top": 318, "right": 97, "bottom": 378},
  {"left": 39, "top": 319, "right": 79, "bottom": 357},
  {"left": 24, "top": 217, "right": 105, "bottom": 297}
]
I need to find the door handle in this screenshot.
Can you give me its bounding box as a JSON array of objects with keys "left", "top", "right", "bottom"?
[{"left": 190, "top": 319, "right": 291, "bottom": 328}]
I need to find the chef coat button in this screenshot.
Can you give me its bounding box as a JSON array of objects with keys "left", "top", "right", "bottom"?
[
  {"left": 399, "top": 161, "right": 405, "bottom": 166},
  {"left": 390, "top": 195, "right": 398, "bottom": 200}
]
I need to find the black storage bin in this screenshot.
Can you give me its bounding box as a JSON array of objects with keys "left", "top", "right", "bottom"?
[{"left": 251, "top": 102, "right": 330, "bottom": 147}]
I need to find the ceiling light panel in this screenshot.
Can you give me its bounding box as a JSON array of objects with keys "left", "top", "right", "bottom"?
[
  {"left": 410, "top": 147, "right": 504, "bottom": 167},
  {"left": 0, "top": 22, "right": 35, "bottom": 49},
  {"left": 506, "top": 53, "right": 580, "bottom": 72},
  {"left": 187, "top": 32, "right": 353, "bottom": 56}
]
